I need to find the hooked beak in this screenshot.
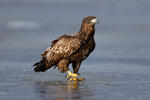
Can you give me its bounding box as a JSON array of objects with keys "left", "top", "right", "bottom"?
[{"left": 90, "top": 18, "right": 100, "bottom": 24}]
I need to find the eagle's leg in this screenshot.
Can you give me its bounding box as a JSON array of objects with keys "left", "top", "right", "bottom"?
[
  {"left": 72, "top": 62, "right": 85, "bottom": 81},
  {"left": 72, "top": 62, "right": 81, "bottom": 75}
]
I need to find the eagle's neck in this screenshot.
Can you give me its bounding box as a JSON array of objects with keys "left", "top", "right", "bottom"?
[{"left": 77, "top": 23, "right": 95, "bottom": 39}]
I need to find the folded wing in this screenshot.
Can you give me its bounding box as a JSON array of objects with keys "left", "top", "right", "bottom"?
[{"left": 42, "top": 35, "right": 81, "bottom": 66}]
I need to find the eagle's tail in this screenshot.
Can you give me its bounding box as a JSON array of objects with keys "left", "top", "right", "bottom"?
[{"left": 33, "top": 59, "right": 50, "bottom": 72}]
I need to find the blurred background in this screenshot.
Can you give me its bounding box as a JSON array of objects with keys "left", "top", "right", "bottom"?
[
  {"left": 0, "top": 0, "right": 150, "bottom": 100},
  {"left": 0, "top": 0, "right": 150, "bottom": 61}
]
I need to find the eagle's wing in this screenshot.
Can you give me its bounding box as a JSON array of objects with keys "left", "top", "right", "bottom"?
[{"left": 41, "top": 35, "right": 81, "bottom": 65}]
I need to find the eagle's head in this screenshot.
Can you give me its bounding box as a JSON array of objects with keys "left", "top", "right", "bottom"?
[{"left": 82, "top": 16, "right": 99, "bottom": 25}]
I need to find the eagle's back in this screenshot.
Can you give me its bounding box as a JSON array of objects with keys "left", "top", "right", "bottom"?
[{"left": 41, "top": 34, "right": 82, "bottom": 67}]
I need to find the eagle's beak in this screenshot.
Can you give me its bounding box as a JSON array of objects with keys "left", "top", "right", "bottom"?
[{"left": 91, "top": 18, "right": 100, "bottom": 24}]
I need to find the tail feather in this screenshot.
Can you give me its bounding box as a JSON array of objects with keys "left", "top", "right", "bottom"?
[{"left": 33, "top": 59, "right": 49, "bottom": 72}]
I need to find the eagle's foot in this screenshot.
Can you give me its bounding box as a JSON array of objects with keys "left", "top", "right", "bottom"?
[
  {"left": 67, "top": 71, "right": 77, "bottom": 79},
  {"left": 66, "top": 71, "right": 85, "bottom": 81},
  {"left": 68, "top": 78, "right": 85, "bottom": 82},
  {"left": 68, "top": 77, "right": 77, "bottom": 82}
]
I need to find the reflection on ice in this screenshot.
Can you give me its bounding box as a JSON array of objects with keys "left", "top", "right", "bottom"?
[{"left": 33, "top": 80, "right": 94, "bottom": 100}]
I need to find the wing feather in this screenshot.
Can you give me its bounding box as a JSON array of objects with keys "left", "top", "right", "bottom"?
[{"left": 41, "top": 35, "right": 81, "bottom": 65}]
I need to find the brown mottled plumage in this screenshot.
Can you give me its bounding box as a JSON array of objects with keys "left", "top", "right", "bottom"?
[{"left": 33, "top": 16, "right": 99, "bottom": 75}]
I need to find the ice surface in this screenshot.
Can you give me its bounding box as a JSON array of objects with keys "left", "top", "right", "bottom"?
[{"left": 0, "top": 1, "right": 150, "bottom": 100}]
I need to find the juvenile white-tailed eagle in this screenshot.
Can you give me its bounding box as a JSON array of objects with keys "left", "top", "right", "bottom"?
[{"left": 33, "top": 16, "right": 99, "bottom": 81}]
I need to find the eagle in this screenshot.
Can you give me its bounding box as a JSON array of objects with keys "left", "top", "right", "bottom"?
[{"left": 33, "top": 16, "right": 99, "bottom": 81}]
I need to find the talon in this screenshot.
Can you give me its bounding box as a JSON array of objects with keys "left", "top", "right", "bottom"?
[{"left": 77, "top": 78, "right": 85, "bottom": 81}]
